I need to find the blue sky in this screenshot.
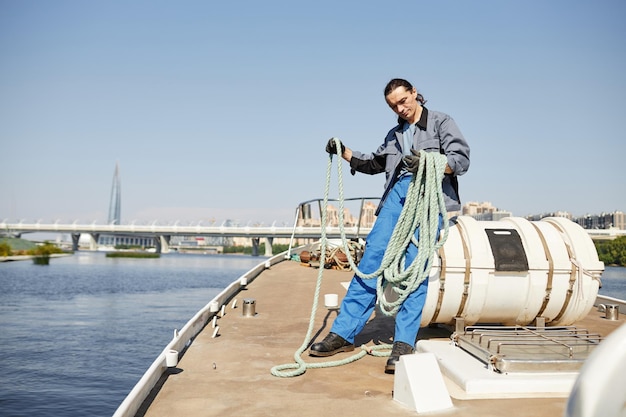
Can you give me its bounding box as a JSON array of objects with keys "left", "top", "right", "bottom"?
[{"left": 1, "top": 0, "right": 624, "bottom": 226}]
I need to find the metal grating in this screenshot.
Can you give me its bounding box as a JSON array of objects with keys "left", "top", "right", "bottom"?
[{"left": 454, "top": 325, "right": 602, "bottom": 373}]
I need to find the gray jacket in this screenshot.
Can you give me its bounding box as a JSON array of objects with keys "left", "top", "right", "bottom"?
[{"left": 349, "top": 108, "right": 470, "bottom": 214}]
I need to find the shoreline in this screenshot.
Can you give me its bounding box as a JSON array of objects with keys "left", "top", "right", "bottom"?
[{"left": 0, "top": 253, "right": 73, "bottom": 263}]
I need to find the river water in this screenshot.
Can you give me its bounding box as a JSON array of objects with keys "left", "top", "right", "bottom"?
[
  {"left": 0, "top": 252, "right": 625, "bottom": 417},
  {"left": 0, "top": 252, "right": 265, "bottom": 417}
]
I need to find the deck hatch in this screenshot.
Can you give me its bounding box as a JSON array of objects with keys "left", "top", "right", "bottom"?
[{"left": 455, "top": 325, "right": 602, "bottom": 373}]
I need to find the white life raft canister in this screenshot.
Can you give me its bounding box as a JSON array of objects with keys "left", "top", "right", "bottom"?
[{"left": 420, "top": 216, "right": 604, "bottom": 326}]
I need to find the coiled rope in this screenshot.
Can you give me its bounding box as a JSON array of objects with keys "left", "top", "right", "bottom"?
[{"left": 270, "top": 138, "right": 449, "bottom": 377}]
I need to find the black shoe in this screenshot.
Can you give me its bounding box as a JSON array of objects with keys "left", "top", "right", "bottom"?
[
  {"left": 384, "top": 341, "right": 415, "bottom": 374},
  {"left": 309, "top": 332, "right": 355, "bottom": 357}
]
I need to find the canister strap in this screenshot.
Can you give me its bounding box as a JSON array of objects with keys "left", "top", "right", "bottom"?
[
  {"left": 454, "top": 221, "right": 471, "bottom": 319},
  {"left": 530, "top": 223, "right": 554, "bottom": 319}
]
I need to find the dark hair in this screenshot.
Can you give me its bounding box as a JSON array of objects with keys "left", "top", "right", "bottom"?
[{"left": 384, "top": 78, "right": 426, "bottom": 105}]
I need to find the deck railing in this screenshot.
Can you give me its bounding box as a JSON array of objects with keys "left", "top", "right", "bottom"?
[{"left": 285, "top": 197, "right": 380, "bottom": 259}]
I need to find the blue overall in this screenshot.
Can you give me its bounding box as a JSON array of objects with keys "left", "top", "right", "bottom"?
[{"left": 330, "top": 175, "right": 442, "bottom": 346}]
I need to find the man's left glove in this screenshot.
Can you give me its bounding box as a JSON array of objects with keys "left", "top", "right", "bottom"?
[
  {"left": 325, "top": 138, "right": 346, "bottom": 155},
  {"left": 403, "top": 149, "right": 422, "bottom": 174}
]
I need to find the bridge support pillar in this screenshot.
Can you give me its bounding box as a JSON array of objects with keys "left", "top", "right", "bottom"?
[
  {"left": 264, "top": 237, "right": 273, "bottom": 257},
  {"left": 251, "top": 238, "right": 260, "bottom": 256},
  {"left": 156, "top": 235, "right": 170, "bottom": 254},
  {"left": 88, "top": 233, "right": 100, "bottom": 251},
  {"left": 71, "top": 234, "right": 80, "bottom": 251}
]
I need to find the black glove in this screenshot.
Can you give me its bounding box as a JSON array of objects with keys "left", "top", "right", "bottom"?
[
  {"left": 403, "top": 149, "right": 421, "bottom": 174},
  {"left": 325, "top": 138, "right": 346, "bottom": 155}
]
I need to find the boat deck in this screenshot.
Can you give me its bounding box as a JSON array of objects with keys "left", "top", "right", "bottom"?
[{"left": 136, "top": 260, "right": 623, "bottom": 417}]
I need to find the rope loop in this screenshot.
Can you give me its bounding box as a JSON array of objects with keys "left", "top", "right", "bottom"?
[{"left": 271, "top": 137, "right": 449, "bottom": 377}]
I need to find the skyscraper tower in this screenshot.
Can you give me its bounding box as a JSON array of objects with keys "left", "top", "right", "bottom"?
[{"left": 108, "top": 162, "right": 121, "bottom": 225}]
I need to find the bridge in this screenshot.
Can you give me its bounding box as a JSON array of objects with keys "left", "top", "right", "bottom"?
[
  {"left": 0, "top": 221, "right": 373, "bottom": 256},
  {"left": 3, "top": 220, "right": 624, "bottom": 255},
  {"left": 1, "top": 198, "right": 381, "bottom": 256}
]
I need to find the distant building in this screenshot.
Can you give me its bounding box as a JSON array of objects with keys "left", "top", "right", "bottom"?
[
  {"left": 600, "top": 211, "right": 625, "bottom": 230},
  {"left": 296, "top": 201, "right": 376, "bottom": 228},
  {"left": 461, "top": 201, "right": 624, "bottom": 232},
  {"left": 526, "top": 211, "right": 573, "bottom": 222},
  {"left": 361, "top": 201, "right": 377, "bottom": 228},
  {"left": 99, "top": 162, "right": 153, "bottom": 248},
  {"left": 108, "top": 161, "right": 121, "bottom": 225},
  {"left": 462, "top": 201, "right": 511, "bottom": 221},
  {"left": 574, "top": 211, "right": 625, "bottom": 230},
  {"left": 297, "top": 202, "right": 321, "bottom": 227}
]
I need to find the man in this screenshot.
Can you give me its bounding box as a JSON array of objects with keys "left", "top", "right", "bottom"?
[{"left": 309, "top": 78, "right": 470, "bottom": 373}]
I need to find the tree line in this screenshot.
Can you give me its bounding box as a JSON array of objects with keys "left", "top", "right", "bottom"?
[
  {"left": 2, "top": 238, "right": 624, "bottom": 267},
  {"left": 595, "top": 236, "right": 626, "bottom": 267},
  {"left": 222, "top": 243, "right": 291, "bottom": 255}
]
